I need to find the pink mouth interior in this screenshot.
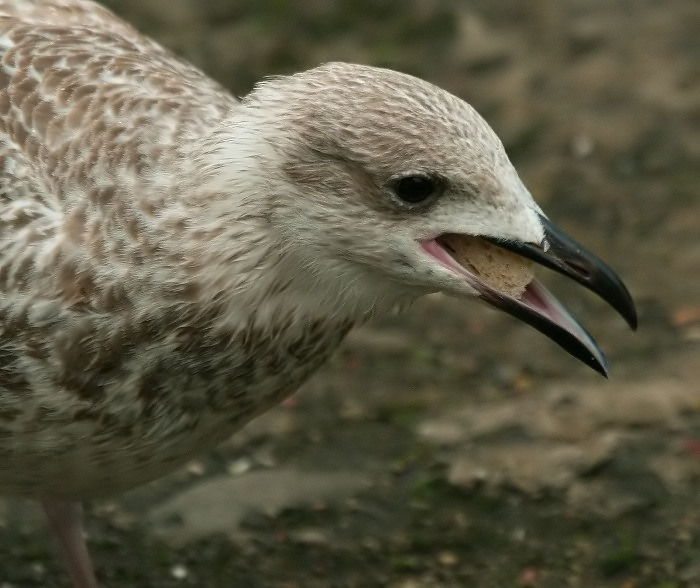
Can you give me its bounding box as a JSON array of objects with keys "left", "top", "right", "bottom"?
[
  {"left": 419, "top": 238, "right": 474, "bottom": 280},
  {"left": 420, "top": 237, "right": 587, "bottom": 341},
  {"left": 519, "top": 280, "right": 591, "bottom": 342}
]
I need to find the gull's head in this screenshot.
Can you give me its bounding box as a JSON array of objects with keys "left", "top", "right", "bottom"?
[{"left": 212, "top": 62, "right": 636, "bottom": 375}]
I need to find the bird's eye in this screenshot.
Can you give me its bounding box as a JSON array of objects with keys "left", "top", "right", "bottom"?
[{"left": 390, "top": 173, "right": 440, "bottom": 205}]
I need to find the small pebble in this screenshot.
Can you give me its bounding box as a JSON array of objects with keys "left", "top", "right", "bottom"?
[{"left": 170, "top": 564, "right": 189, "bottom": 580}]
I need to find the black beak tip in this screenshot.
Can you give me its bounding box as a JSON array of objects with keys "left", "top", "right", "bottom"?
[
  {"left": 625, "top": 303, "right": 638, "bottom": 331},
  {"left": 595, "top": 360, "right": 610, "bottom": 379},
  {"left": 478, "top": 216, "right": 636, "bottom": 376},
  {"left": 597, "top": 265, "right": 638, "bottom": 331},
  {"left": 578, "top": 341, "right": 610, "bottom": 378},
  {"left": 536, "top": 214, "right": 639, "bottom": 332},
  {"left": 610, "top": 290, "right": 638, "bottom": 331}
]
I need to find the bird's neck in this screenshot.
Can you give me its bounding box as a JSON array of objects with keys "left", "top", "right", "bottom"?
[{"left": 165, "top": 108, "right": 412, "bottom": 334}]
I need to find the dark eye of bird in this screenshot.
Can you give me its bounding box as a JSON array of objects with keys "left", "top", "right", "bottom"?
[{"left": 391, "top": 173, "right": 439, "bottom": 205}]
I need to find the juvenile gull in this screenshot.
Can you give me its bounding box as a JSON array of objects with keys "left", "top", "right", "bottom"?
[{"left": 0, "top": 0, "right": 637, "bottom": 586}]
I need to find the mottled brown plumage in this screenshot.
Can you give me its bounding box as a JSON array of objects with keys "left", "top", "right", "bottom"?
[
  {"left": 0, "top": 0, "right": 357, "bottom": 498},
  {"left": 0, "top": 1, "right": 636, "bottom": 586}
]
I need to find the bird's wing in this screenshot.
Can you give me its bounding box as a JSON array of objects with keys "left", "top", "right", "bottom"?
[
  {"left": 0, "top": 0, "right": 153, "bottom": 37},
  {"left": 0, "top": 0, "right": 236, "bottom": 294}
]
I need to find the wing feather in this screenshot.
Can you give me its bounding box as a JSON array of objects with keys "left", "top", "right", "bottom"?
[{"left": 0, "top": 0, "right": 237, "bottom": 293}]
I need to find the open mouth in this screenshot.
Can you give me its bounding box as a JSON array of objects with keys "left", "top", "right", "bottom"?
[{"left": 420, "top": 216, "right": 637, "bottom": 376}]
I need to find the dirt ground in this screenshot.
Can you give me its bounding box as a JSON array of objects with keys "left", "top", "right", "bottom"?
[{"left": 1, "top": 0, "right": 699, "bottom": 586}]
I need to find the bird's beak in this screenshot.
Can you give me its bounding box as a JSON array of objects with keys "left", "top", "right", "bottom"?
[{"left": 476, "top": 214, "right": 637, "bottom": 376}]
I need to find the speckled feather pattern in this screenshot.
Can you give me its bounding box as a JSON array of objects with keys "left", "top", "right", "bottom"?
[
  {"left": 0, "top": 1, "right": 543, "bottom": 498},
  {"left": 0, "top": 0, "right": 356, "bottom": 497}
]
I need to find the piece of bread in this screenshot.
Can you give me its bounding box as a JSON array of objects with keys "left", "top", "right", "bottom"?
[{"left": 441, "top": 235, "right": 534, "bottom": 298}]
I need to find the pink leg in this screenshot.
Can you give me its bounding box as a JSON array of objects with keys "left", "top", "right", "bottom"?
[{"left": 41, "top": 499, "right": 99, "bottom": 588}]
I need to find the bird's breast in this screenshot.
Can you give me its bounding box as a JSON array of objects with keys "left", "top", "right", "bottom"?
[{"left": 0, "top": 305, "right": 354, "bottom": 497}]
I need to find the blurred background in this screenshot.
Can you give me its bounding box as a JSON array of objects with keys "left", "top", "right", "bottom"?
[{"left": 3, "top": 0, "right": 699, "bottom": 586}]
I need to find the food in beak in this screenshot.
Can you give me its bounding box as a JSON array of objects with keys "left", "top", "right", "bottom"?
[
  {"left": 423, "top": 219, "right": 636, "bottom": 377},
  {"left": 436, "top": 233, "right": 535, "bottom": 299}
]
